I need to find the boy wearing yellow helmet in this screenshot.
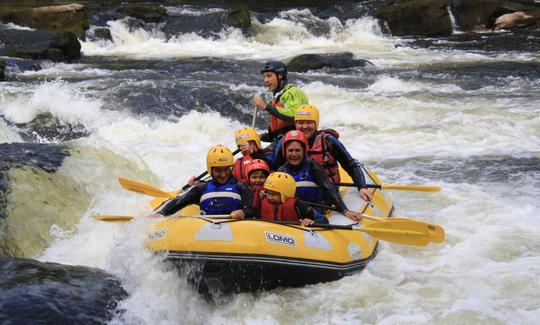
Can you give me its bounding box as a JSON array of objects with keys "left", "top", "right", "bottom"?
[
  {"left": 252, "top": 61, "right": 309, "bottom": 143},
  {"left": 260, "top": 172, "right": 327, "bottom": 227},
  {"left": 155, "top": 145, "right": 257, "bottom": 219},
  {"left": 233, "top": 127, "right": 271, "bottom": 183}
]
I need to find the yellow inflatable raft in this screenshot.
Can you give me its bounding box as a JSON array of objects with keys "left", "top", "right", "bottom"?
[{"left": 143, "top": 167, "right": 394, "bottom": 295}]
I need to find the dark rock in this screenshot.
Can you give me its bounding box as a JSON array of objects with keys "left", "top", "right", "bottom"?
[
  {"left": 227, "top": 5, "right": 251, "bottom": 28},
  {"left": 117, "top": 4, "right": 168, "bottom": 23},
  {"left": 375, "top": 0, "right": 453, "bottom": 37},
  {"left": 0, "top": 29, "right": 81, "bottom": 61},
  {"left": 0, "top": 60, "right": 5, "bottom": 81},
  {"left": 0, "top": 4, "right": 89, "bottom": 38},
  {"left": 450, "top": 0, "right": 505, "bottom": 30},
  {"left": 124, "top": 17, "right": 147, "bottom": 31},
  {"left": 87, "top": 26, "right": 112, "bottom": 42},
  {"left": 288, "top": 52, "right": 374, "bottom": 72},
  {"left": 15, "top": 113, "right": 89, "bottom": 142},
  {"left": 0, "top": 257, "right": 126, "bottom": 323}
]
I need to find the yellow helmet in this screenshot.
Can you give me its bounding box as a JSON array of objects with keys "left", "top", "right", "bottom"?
[
  {"left": 235, "top": 127, "right": 261, "bottom": 148},
  {"left": 295, "top": 104, "right": 319, "bottom": 129},
  {"left": 264, "top": 172, "right": 296, "bottom": 203},
  {"left": 206, "top": 145, "right": 234, "bottom": 174}
]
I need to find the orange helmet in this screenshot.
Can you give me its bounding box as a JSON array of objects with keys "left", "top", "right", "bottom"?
[
  {"left": 281, "top": 130, "right": 308, "bottom": 157},
  {"left": 246, "top": 159, "right": 270, "bottom": 177}
]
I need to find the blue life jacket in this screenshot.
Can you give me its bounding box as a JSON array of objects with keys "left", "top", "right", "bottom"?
[
  {"left": 199, "top": 179, "right": 242, "bottom": 215},
  {"left": 282, "top": 161, "right": 323, "bottom": 203}
]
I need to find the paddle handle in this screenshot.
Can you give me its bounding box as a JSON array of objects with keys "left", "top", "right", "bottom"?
[{"left": 181, "top": 148, "right": 242, "bottom": 190}]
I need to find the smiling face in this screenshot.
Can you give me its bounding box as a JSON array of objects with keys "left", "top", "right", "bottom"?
[
  {"left": 248, "top": 170, "right": 267, "bottom": 187},
  {"left": 285, "top": 141, "right": 305, "bottom": 167},
  {"left": 211, "top": 166, "right": 231, "bottom": 184},
  {"left": 266, "top": 189, "right": 282, "bottom": 205},
  {"left": 262, "top": 72, "right": 280, "bottom": 92},
  {"left": 238, "top": 141, "right": 257, "bottom": 156},
  {"left": 295, "top": 120, "right": 317, "bottom": 139}
]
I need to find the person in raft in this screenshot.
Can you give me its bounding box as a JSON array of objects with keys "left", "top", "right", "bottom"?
[
  {"left": 274, "top": 104, "right": 373, "bottom": 202},
  {"left": 233, "top": 127, "right": 271, "bottom": 183},
  {"left": 245, "top": 159, "right": 270, "bottom": 210},
  {"left": 277, "top": 130, "right": 365, "bottom": 222},
  {"left": 152, "top": 145, "right": 257, "bottom": 219},
  {"left": 252, "top": 61, "right": 309, "bottom": 143},
  {"left": 260, "top": 172, "right": 327, "bottom": 226}
]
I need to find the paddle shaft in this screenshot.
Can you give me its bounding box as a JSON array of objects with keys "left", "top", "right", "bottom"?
[
  {"left": 181, "top": 148, "right": 241, "bottom": 190},
  {"left": 93, "top": 214, "right": 232, "bottom": 222},
  {"left": 335, "top": 182, "right": 441, "bottom": 192},
  {"left": 251, "top": 108, "right": 257, "bottom": 128},
  {"left": 298, "top": 200, "right": 344, "bottom": 213}
]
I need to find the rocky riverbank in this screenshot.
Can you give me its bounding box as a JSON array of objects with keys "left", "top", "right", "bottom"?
[
  {"left": 1, "top": 0, "right": 539, "bottom": 76},
  {"left": 375, "top": 0, "right": 540, "bottom": 36}
]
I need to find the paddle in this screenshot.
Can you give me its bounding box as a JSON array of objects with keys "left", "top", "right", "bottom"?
[
  {"left": 92, "top": 214, "right": 428, "bottom": 246},
  {"left": 180, "top": 148, "right": 242, "bottom": 191},
  {"left": 299, "top": 200, "right": 445, "bottom": 244},
  {"left": 360, "top": 214, "right": 445, "bottom": 244},
  {"left": 119, "top": 178, "right": 175, "bottom": 198},
  {"left": 291, "top": 220, "right": 429, "bottom": 246},
  {"left": 93, "top": 214, "right": 135, "bottom": 222},
  {"left": 119, "top": 148, "right": 242, "bottom": 196},
  {"left": 336, "top": 182, "right": 441, "bottom": 192},
  {"left": 92, "top": 214, "right": 232, "bottom": 222}
]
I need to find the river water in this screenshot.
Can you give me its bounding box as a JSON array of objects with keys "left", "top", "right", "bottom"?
[{"left": 1, "top": 2, "right": 539, "bottom": 324}]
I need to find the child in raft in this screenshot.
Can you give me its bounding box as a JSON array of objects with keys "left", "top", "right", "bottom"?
[
  {"left": 245, "top": 159, "right": 270, "bottom": 211},
  {"left": 259, "top": 172, "right": 328, "bottom": 226},
  {"left": 233, "top": 127, "right": 271, "bottom": 183}
]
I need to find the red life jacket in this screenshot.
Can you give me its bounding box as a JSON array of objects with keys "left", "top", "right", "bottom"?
[
  {"left": 259, "top": 197, "right": 299, "bottom": 222},
  {"left": 232, "top": 154, "right": 254, "bottom": 183},
  {"left": 250, "top": 185, "right": 264, "bottom": 210},
  {"left": 308, "top": 129, "right": 340, "bottom": 183}
]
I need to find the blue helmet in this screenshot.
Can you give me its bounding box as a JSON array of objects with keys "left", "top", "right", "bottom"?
[{"left": 260, "top": 61, "right": 287, "bottom": 80}]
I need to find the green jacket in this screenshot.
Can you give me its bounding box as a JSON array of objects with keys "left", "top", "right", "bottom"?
[{"left": 262, "top": 83, "right": 309, "bottom": 142}]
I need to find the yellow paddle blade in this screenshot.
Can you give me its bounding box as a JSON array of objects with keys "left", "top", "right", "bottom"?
[
  {"left": 93, "top": 215, "right": 134, "bottom": 222},
  {"left": 380, "top": 184, "right": 441, "bottom": 192},
  {"left": 118, "top": 177, "right": 175, "bottom": 198},
  {"left": 426, "top": 223, "right": 445, "bottom": 243},
  {"left": 386, "top": 218, "right": 445, "bottom": 244},
  {"left": 360, "top": 219, "right": 430, "bottom": 246},
  {"left": 361, "top": 214, "right": 445, "bottom": 244}
]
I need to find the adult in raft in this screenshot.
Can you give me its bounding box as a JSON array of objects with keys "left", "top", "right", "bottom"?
[
  {"left": 277, "top": 130, "right": 364, "bottom": 222},
  {"left": 252, "top": 61, "right": 309, "bottom": 143},
  {"left": 153, "top": 145, "right": 257, "bottom": 219},
  {"left": 275, "top": 104, "right": 373, "bottom": 202}
]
